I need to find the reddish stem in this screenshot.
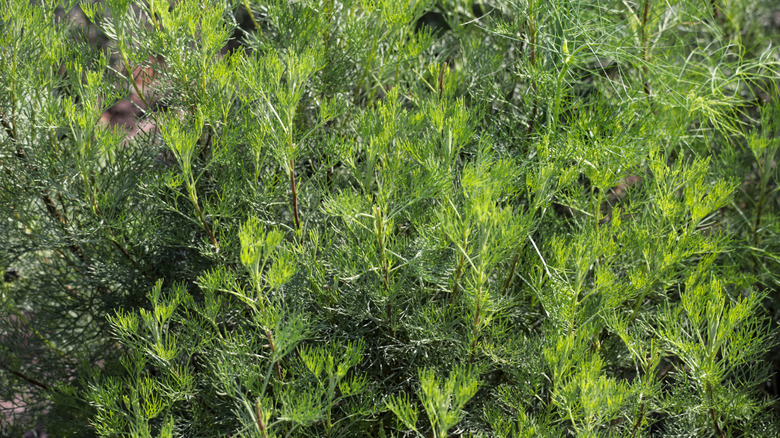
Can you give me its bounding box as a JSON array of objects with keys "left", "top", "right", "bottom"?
[{"left": 266, "top": 329, "right": 284, "bottom": 381}]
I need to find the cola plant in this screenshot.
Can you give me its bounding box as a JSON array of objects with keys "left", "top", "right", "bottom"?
[{"left": 1, "top": 0, "right": 779, "bottom": 436}]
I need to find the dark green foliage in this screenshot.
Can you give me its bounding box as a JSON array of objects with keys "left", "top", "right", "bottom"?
[{"left": 1, "top": 0, "right": 779, "bottom": 436}]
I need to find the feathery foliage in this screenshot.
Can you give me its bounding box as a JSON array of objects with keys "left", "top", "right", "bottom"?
[{"left": 1, "top": 0, "right": 779, "bottom": 436}]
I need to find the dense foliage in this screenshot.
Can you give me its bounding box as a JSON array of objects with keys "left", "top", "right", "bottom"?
[{"left": 2, "top": 0, "right": 779, "bottom": 436}]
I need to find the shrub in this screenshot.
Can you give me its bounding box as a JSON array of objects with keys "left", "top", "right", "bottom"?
[{"left": 1, "top": 0, "right": 779, "bottom": 436}]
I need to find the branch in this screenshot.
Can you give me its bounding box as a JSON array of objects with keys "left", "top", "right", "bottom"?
[{"left": 0, "top": 362, "right": 50, "bottom": 392}]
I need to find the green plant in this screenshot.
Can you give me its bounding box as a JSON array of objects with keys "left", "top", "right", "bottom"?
[{"left": 1, "top": 0, "right": 779, "bottom": 436}]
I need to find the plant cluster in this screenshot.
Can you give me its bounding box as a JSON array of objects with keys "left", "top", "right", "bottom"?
[{"left": 1, "top": 0, "right": 779, "bottom": 436}]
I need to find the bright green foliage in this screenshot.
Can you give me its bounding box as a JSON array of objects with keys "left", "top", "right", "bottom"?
[
  {"left": 388, "top": 365, "right": 480, "bottom": 438},
  {"left": 1, "top": 0, "right": 779, "bottom": 436}
]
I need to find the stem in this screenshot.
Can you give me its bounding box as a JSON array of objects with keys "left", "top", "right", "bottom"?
[
  {"left": 710, "top": 0, "right": 721, "bottom": 19},
  {"left": 326, "top": 374, "right": 336, "bottom": 438},
  {"left": 640, "top": 0, "right": 651, "bottom": 97},
  {"left": 449, "top": 226, "right": 470, "bottom": 307},
  {"left": 753, "top": 190, "right": 765, "bottom": 245},
  {"left": 42, "top": 190, "right": 87, "bottom": 261},
  {"left": 242, "top": 0, "right": 260, "bottom": 32},
  {"left": 255, "top": 398, "right": 269, "bottom": 438},
  {"left": 324, "top": 0, "right": 334, "bottom": 62},
  {"left": 593, "top": 185, "right": 603, "bottom": 230},
  {"left": 353, "top": 39, "right": 378, "bottom": 107},
  {"left": 438, "top": 62, "right": 447, "bottom": 100},
  {"left": 376, "top": 207, "right": 393, "bottom": 334},
  {"left": 626, "top": 248, "right": 659, "bottom": 325},
  {"left": 385, "top": 302, "right": 393, "bottom": 336},
  {"left": 0, "top": 110, "right": 16, "bottom": 140},
  {"left": 119, "top": 47, "right": 151, "bottom": 111},
  {"left": 6, "top": 118, "right": 87, "bottom": 262},
  {"left": 290, "top": 158, "right": 301, "bottom": 232},
  {"left": 528, "top": 83, "right": 539, "bottom": 136},
  {"left": 266, "top": 329, "right": 284, "bottom": 381},
  {"left": 627, "top": 282, "right": 650, "bottom": 324},
  {"left": 179, "top": 124, "right": 219, "bottom": 252},
  {"left": 753, "top": 161, "right": 768, "bottom": 245},
  {"left": 378, "top": 221, "right": 389, "bottom": 291},
  {"left": 450, "top": 254, "right": 464, "bottom": 304},
  {"left": 146, "top": 0, "right": 160, "bottom": 30},
  {"left": 501, "top": 250, "right": 521, "bottom": 295},
  {"left": 468, "top": 285, "right": 482, "bottom": 368},
  {"left": 86, "top": 176, "right": 156, "bottom": 282},
  {"left": 0, "top": 362, "right": 50, "bottom": 391},
  {"left": 527, "top": 11, "right": 538, "bottom": 135},
  {"left": 192, "top": 194, "right": 221, "bottom": 252},
  {"left": 49, "top": 104, "right": 154, "bottom": 277},
  {"left": 42, "top": 189, "right": 66, "bottom": 225},
  {"left": 630, "top": 394, "right": 646, "bottom": 437},
  {"left": 707, "top": 382, "right": 725, "bottom": 438}
]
